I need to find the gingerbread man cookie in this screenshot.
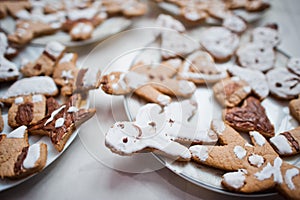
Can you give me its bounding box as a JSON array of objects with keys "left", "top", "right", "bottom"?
[
  {"left": 190, "top": 120, "right": 300, "bottom": 199},
  {"left": 289, "top": 96, "right": 300, "bottom": 123},
  {"left": 105, "top": 100, "right": 218, "bottom": 161},
  {"left": 21, "top": 41, "right": 66, "bottom": 77},
  {"left": 101, "top": 61, "right": 196, "bottom": 106},
  {"left": 0, "top": 126, "right": 47, "bottom": 179},
  {"left": 224, "top": 96, "right": 275, "bottom": 138}
]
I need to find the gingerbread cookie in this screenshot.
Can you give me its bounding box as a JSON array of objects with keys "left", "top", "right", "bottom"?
[
  {"left": 222, "top": 14, "right": 247, "bottom": 34},
  {"left": 27, "top": 95, "right": 96, "bottom": 152},
  {"left": 236, "top": 42, "right": 275, "bottom": 72},
  {"left": 212, "top": 77, "right": 251, "bottom": 108},
  {"left": 0, "top": 76, "right": 58, "bottom": 105},
  {"left": 190, "top": 120, "right": 300, "bottom": 199},
  {"left": 8, "top": 94, "right": 47, "bottom": 128},
  {"left": 105, "top": 100, "right": 218, "bottom": 161},
  {"left": 21, "top": 41, "right": 66, "bottom": 77},
  {"left": 101, "top": 61, "right": 196, "bottom": 106},
  {"left": 224, "top": 96, "right": 275, "bottom": 138},
  {"left": 0, "top": 126, "right": 47, "bottom": 179},
  {"left": 227, "top": 65, "right": 269, "bottom": 100},
  {"left": 0, "top": 0, "right": 31, "bottom": 19},
  {"left": 252, "top": 24, "right": 280, "bottom": 47},
  {"left": 0, "top": 108, "right": 3, "bottom": 133},
  {"left": 102, "top": 0, "right": 147, "bottom": 17},
  {"left": 178, "top": 50, "right": 228, "bottom": 84},
  {"left": 266, "top": 68, "right": 300, "bottom": 100},
  {"left": 289, "top": 96, "right": 300, "bottom": 123},
  {"left": 200, "top": 27, "right": 239, "bottom": 62},
  {"left": 287, "top": 57, "right": 300, "bottom": 76},
  {"left": 270, "top": 127, "right": 300, "bottom": 157}
]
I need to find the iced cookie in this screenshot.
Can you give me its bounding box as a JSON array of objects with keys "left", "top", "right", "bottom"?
[
  {"left": 21, "top": 41, "right": 66, "bottom": 77},
  {"left": 287, "top": 57, "right": 300, "bottom": 76},
  {"left": 252, "top": 24, "right": 280, "bottom": 47},
  {"left": 101, "top": 61, "right": 196, "bottom": 106},
  {"left": 190, "top": 120, "right": 300, "bottom": 199},
  {"left": 224, "top": 96, "right": 275, "bottom": 138},
  {"left": 0, "top": 32, "right": 19, "bottom": 82},
  {"left": 69, "top": 21, "right": 94, "bottom": 41},
  {"left": 213, "top": 77, "right": 251, "bottom": 108},
  {"left": 289, "top": 96, "right": 300, "bottom": 123},
  {"left": 270, "top": 127, "right": 300, "bottom": 157},
  {"left": 105, "top": 100, "right": 218, "bottom": 161},
  {"left": 0, "top": 108, "right": 3, "bottom": 133},
  {"left": 222, "top": 14, "right": 247, "bottom": 34},
  {"left": 0, "top": 126, "right": 47, "bottom": 179},
  {"left": 73, "top": 67, "right": 102, "bottom": 94},
  {"left": 155, "top": 14, "right": 186, "bottom": 33},
  {"left": 180, "top": 4, "right": 208, "bottom": 23},
  {"left": 0, "top": 76, "right": 58, "bottom": 105},
  {"left": 266, "top": 68, "right": 300, "bottom": 100},
  {"left": 236, "top": 42, "right": 275, "bottom": 72},
  {"left": 178, "top": 50, "right": 228, "bottom": 84},
  {"left": 8, "top": 94, "right": 47, "bottom": 128},
  {"left": 103, "top": 0, "right": 147, "bottom": 17},
  {"left": 227, "top": 65, "right": 269, "bottom": 100},
  {"left": 27, "top": 95, "right": 96, "bottom": 152},
  {"left": 200, "top": 27, "right": 239, "bottom": 62}
]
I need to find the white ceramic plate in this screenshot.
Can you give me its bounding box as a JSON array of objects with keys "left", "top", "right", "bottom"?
[{"left": 0, "top": 46, "right": 86, "bottom": 191}]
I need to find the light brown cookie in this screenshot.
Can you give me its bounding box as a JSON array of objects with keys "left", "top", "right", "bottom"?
[
  {"left": 0, "top": 108, "right": 3, "bottom": 133},
  {"left": 73, "top": 67, "right": 102, "bottom": 94},
  {"left": 105, "top": 100, "right": 217, "bottom": 161},
  {"left": 266, "top": 68, "right": 300, "bottom": 100},
  {"left": 190, "top": 120, "right": 300, "bottom": 199},
  {"left": 200, "top": 27, "right": 240, "bottom": 62},
  {"left": 0, "top": 126, "right": 47, "bottom": 179},
  {"left": 21, "top": 41, "right": 66, "bottom": 77},
  {"left": 27, "top": 95, "right": 96, "bottom": 152},
  {"left": 178, "top": 50, "right": 228, "bottom": 84},
  {"left": 212, "top": 77, "right": 251, "bottom": 108},
  {"left": 270, "top": 127, "right": 300, "bottom": 157},
  {"left": 224, "top": 96, "right": 275, "bottom": 138},
  {"left": 101, "top": 61, "right": 196, "bottom": 106},
  {"left": 289, "top": 96, "right": 300, "bottom": 123},
  {"left": 8, "top": 95, "right": 47, "bottom": 128},
  {"left": 3, "top": 1, "right": 31, "bottom": 19}
]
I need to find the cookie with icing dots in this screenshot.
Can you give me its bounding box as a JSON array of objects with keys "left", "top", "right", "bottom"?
[
  {"left": 101, "top": 61, "right": 196, "bottom": 106},
  {"left": 189, "top": 120, "right": 300, "bottom": 199},
  {"left": 236, "top": 42, "right": 275, "bottom": 72},
  {"left": 0, "top": 126, "right": 48, "bottom": 179},
  {"left": 289, "top": 96, "right": 300, "bottom": 123},
  {"left": 224, "top": 96, "right": 275, "bottom": 138},
  {"left": 227, "top": 65, "right": 269, "bottom": 100},
  {"left": 200, "top": 27, "right": 240, "bottom": 62},
  {"left": 251, "top": 24, "right": 280, "bottom": 48},
  {"left": 178, "top": 50, "right": 228, "bottom": 84},
  {"left": 266, "top": 68, "right": 300, "bottom": 100},
  {"left": 213, "top": 77, "right": 251, "bottom": 108},
  {"left": 0, "top": 76, "right": 58, "bottom": 105},
  {"left": 27, "top": 94, "right": 96, "bottom": 152},
  {"left": 270, "top": 127, "right": 300, "bottom": 157},
  {"left": 21, "top": 41, "right": 66, "bottom": 77},
  {"left": 287, "top": 57, "right": 300, "bottom": 76},
  {"left": 8, "top": 94, "right": 47, "bottom": 128},
  {"left": 105, "top": 100, "right": 218, "bottom": 161}
]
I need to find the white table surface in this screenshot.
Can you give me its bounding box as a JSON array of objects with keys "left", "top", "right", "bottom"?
[{"left": 1, "top": 1, "right": 300, "bottom": 199}]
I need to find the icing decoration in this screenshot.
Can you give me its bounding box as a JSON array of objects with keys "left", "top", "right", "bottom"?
[
  {"left": 55, "top": 118, "right": 65, "bottom": 128},
  {"left": 155, "top": 14, "right": 186, "bottom": 33},
  {"left": 7, "top": 126, "right": 27, "bottom": 138},
  {"left": 44, "top": 41, "right": 65, "bottom": 60},
  {"left": 285, "top": 168, "right": 299, "bottom": 190},
  {"left": 67, "top": 106, "right": 79, "bottom": 113},
  {"left": 32, "top": 95, "right": 43, "bottom": 103},
  {"left": 82, "top": 67, "right": 100, "bottom": 87},
  {"left": 156, "top": 94, "right": 171, "bottom": 106},
  {"left": 189, "top": 145, "right": 209, "bottom": 161},
  {"left": 250, "top": 131, "right": 266, "bottom": 146},
  {"left": 270, "top": 135, "right": 293, "bottom": 155},
  {"left": 44, "top": 105, "right": 66, "bottom": 126},
  {"left": 211, "top": 119, "right": 225, "bottom": 135},
  {"left": 14, "top": 97, "right": 24, "bottom": 104},
  {"left": 252, "top": 26, "right": 280, "bottom": 47},
  {"left": 234, "top": 145, "right": 247, "bottom": 159},
  {"left": 61, "top": 70, "right": 74, "bottom": 80},
  {"left": 248, "top": 153, "right": 264, "bottom": 167},
  {"left": 223, "top": 170, "right": 246, "bottom": 189},
  {"left": 71, "top": 22, "right": 93, "bottom": 35},
  {"left": 255, "top": 157, "right": 283, "bottom": 183},
  {"left": 178, "top": 80, "right": 196, "bottom": 95},
  {"left": 59, "top": 53, "right": 74, "bottom": 63},
  {"left": 222, "top": 15, "right": 246, "bottom": 34},
  {"left": 23, "top": 143, "right": 41, "bottom": 169}
]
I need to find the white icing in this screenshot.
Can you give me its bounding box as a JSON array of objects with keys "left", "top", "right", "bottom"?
[
  {"left": 61, "top": 70, "right": 74, "bottom": 80},
  {"left": 155, "top": 14, "right": 185, "bottom": 33},
  {"left": 45, "top": 41, "right": 65, "bottom": 60},
  {"left": 125, "top": 71, "right": 148, "bottom": 89},
  {"left": 7, "top": 126, "right": 27, "bottom": 138},
  {"left": 178, "top": 80, "right": 196, "bottom": 95},
  {"left": 211, "top": 119, "right": 225, "bottom": 135},
  {"left": 231, "top": 76, "right": 240, "bottom": 82},
  {"left": 14, "top": 97, "right": 24, "bottom": 104},
  {"left": 252, "top": 27, "right": 280, "bottom": 47},
  {"left": 55, "top": 117, "right": 65, "bottom": 128},
  {"left": 250, "top": 131, "right": 265, "bottom": 146},
  {"left": 270, "top": 135, "right": 293, "bottom": 155},
  {"left": 110, "top": 75, "right": 116, "bottom": 81},
  {"left": 284, "top": 168, "right": 299, "bottom": 190},
  {"left": 67, "top": 106, "right": 79, "bottom": 113},
  {"left": 156, "top": 94, "right": 171, "bottom": 105},
  {"left": 59, "top": 53, "right": 74, "bottom": 63},
  {"left": 0, "top": 33, "right": 8, "bottom": 54},
  {"left": 245, "top": 143, "right": 253, "bottom": 147},
  {"left": 287, "top": 57, "right": 300, "bottom": 76},
  {"left": 67, "top": 7, "right": 98, "bottom": 21},
  {"left": 189, "top": 145, "right": 209, "bottom": 161},
  {"left": 1, "top": 76, "right": 58, "bottom": 99},
  {"left": 23, "top": 143, "right": 41, "bottom": 169},
  {"left": 44, "top": 105, "right": 66, "bottom": 126},
  {"left": 32, "top": 95, "right": 43, "bottom": 103},
  {"left": 82, "top": 68, "right": 99, "bottom": 87},
  {"left": 165, "top": 58, "right": 182, "bottom": 69},
  {"left": 243, "top": 86, "right": 251, "bottom": 94},
  {"left": 222, "top": 15, "right": 247, "bottom": 33},
  {"left": 200, "top": 27, "right": 239, "bottom": 60},
  {"left": 223, "top": 170, "right": 246, "bottom": 189},
  {"left": 71, "top": 22, "right": 93, "bottom": 35},
  {"left": 184, "top": 11, "right": 202, "bottom": 21},
  {"left": 255, "top": 157, "right": 283, "bottom": 183},
  {"left": 248, "top": 153, "right": 264, "bottom": 167},
  {"left": 233, "top": 146, "right": 247, "bottom": 159},
  {"left": 5, "top": 47, "right": 17, "bottom": 55}
]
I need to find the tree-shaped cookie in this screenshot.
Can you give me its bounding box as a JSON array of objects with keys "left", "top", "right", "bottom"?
[
  {"left": 0, "top": 126, "right": 47, "bottom": 179},
  {"left": 105, "top": 100, "right": 218, "bottom": 161},
  {"left": 190, "top": 120, "right": 300, "bottom": 199},
  {"left": 101, "top": 61, "right": 196, "bottom": 106}
]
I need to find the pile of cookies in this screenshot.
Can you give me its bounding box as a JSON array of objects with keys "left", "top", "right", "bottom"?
[
  {"left": 0, "top": 36, "right": 100, "bottom": 179},
  {"left": 102, "top": 14, "right": 300, "bottom": 199},
  {"left": 0, "top": 0, "right": 147, "bottom": 45}
]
